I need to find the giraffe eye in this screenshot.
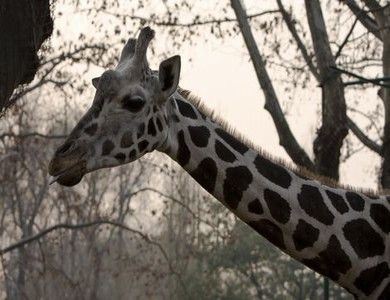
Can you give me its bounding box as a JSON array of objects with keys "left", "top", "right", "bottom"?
[{"left": 122, "top": 95, "right": 145, "bottom": 112}]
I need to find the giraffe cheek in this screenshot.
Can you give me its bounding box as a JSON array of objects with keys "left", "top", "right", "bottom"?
[
  {"left": 129, "top": 149, "right": 137, "bottom": 161},
  {"left": 120, "top": 131, "right": 133, "bottom": 148}
]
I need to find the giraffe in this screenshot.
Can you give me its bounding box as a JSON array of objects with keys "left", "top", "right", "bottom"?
[{"left": 48, "top": 27, "right": 390, "bottom": 299}]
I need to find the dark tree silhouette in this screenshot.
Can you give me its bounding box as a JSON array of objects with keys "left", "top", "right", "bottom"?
[{"left": 0, "top": 0, "right": 53, "bottom": 113}]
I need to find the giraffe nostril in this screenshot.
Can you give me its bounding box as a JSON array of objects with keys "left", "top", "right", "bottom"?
[{"left": 56, "top": 141, "right": 77, "bottom": 156}]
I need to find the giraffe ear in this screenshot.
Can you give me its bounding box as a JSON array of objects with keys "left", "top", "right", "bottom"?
[
  {"left": 92, "top": 77, "right": 100, "bottom": 89},
  {"left": 158, "top": 55, "right": 181, "bottom": 101}
]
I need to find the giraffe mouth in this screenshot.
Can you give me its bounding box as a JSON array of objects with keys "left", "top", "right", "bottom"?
[{"left": 48, "top": 161, "right": 87, "bottom": 187}]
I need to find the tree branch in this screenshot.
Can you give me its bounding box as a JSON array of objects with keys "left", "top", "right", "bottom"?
[
  {"left": 276, "top": 0, "right": 320, "bottom": 81},
  {"left": 0, "top": 219, "right": 192, "bottom": 299},
  {"left": 360, "top": 1, "right": 390, "bottom": 36},
  {"left": 230, "top": 0, "right": 315, "bottom": 171},
  {"left": 0, "top": 132, "right": 67, "bottom": 140},
  {"left": 332, "top": 66, "right": 390, "bottom": 88},
  {"left": 131, "top": 187, "right": 220, "bottom": 232},
  {"left": 40, "top": 44, "right": 106, "bottom": 67},
  {"left": 8, "top": 44, "right": 106, "bottom": 106},
  {"left": 335, "top": 17, "right": 359, "bottom": 60},
  {"left": 362, "top": 0, "right": 382, "bottom": 12},
  {"left": 97, "top": 10, "right": 281, "bottom": 28},
  {"left": 341, "top": 0, "right": 382, "bottom": 41},
  {"left": 9, "top": 79, "right": 67, "bottom": 103},
  {"left": 347, "top": 116, "right": 382, "bottom": 154}
]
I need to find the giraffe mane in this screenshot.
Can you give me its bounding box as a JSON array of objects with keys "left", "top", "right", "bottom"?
[{"left": 178, "top": 87, "right": 382, "bottom": 197}]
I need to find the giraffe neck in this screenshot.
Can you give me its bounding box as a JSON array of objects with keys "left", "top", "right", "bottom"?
[{"left": 160, "top": 91, "right": 390, "bottom": 299}]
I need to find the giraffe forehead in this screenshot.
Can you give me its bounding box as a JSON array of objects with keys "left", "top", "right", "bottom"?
[
  {"left": 97, "top": 70, "right": 120, "bottom": 94},
  {"left": 90, "top": 81, "right": 156, "bottom": 122},
  {"left": 97, "top": 67, "right": 155, "bottom": 95}
]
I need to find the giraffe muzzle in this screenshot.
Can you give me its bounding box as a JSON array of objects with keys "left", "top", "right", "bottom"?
[
  {"left": 48, "top": 160, "right": 86, "bottom": 186},
  {"left": 48, "top": 140, "right": 87, "bottom": 186}
]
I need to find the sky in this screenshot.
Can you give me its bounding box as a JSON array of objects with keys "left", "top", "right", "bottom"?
[{"left": 52, "top": 0, "right": 382, "bottom": 190}]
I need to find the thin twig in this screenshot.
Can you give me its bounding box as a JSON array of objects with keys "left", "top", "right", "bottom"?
[
  {"left": 131, "top": 187, "right": 221, "bottom": 232},
  {"left": 335, "top": 17, "right": 359, "bottom": 60},
  {"left": 95, "top": 10, "right": 281, "bottom": 28},
  {"left": 276, "top": 0, "right": 320, "bottom": 81},
  {"left": 347, "top": 116, "right": 382, "bottom": 154},
  {"left": 0, "top": 132, "right": 67, "bottom": 140}
]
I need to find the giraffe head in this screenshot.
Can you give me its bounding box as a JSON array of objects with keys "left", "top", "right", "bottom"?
[{"left": 48, "top": 27, "right": 181, "bottom": 186}]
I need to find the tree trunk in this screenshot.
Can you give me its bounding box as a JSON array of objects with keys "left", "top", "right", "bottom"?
[
  {"left": 305, "top": 0, "right": 348, "bottom": 181},
  {"left": 377, "top": 6, "right": 390, "bottom": 188}
]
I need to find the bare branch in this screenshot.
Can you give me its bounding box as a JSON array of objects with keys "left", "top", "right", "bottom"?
[
  {"left": 341, "top": 0, "right": 382, "bottom": 41},
  {"left": 332, "top": 66, "right": 390, "bottom": 88},
  {"left": 8, "top": 44, "right": 106, "bottom": 106},
  {"left": 0, "top": 219, "right": 192, "bottom": 299},
  {"left": 347, "top": 116, "right": 382, "bottom": 154},
  {"left": 335, "top": 17, "right": 359, "bottom": 60},
  {"left": 0, "top": 132, "right": 67, "bottom": 140},
  {"left": 344, "top": 78, "right": 390, "bottom": 87},
  {"left": 230, "top": 0, "right": 315, "bottom": 171},
  {"left": 0, "top": 221, "right": 102, "bottom": 254},
  {"left": 40, "top": 44, "right": 106, "bottom": 67},
  {"left": 96, "top": 10, "right": 281, "bottom": 28},
  {"left": 276, "top": 0, "right": 320, "bottom": 81},
  {"left": 360, "top": 0, "right": 390, "bottom": 29},
  {"left": 362, "top": 0, "right": 382, "bottom": 12},
  {"left": 349, "top": 107, "right": 382, "bottom": 137},
  {"left": 9, "top": 79, "right": 67, "bottom": 103},
  {"left": 132, "top": 187, "right": 221, "bottom": 232}
]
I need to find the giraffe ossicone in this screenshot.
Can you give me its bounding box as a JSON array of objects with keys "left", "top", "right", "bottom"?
[{"left": 48, "top": 27, "right": 390, "bottom": 299}]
